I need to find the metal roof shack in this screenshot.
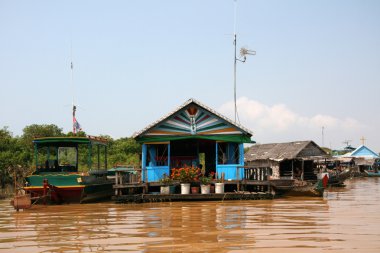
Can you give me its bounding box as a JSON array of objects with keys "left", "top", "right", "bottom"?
[{"left": 244, "top": 140, "right": 328, "bottom": 181}]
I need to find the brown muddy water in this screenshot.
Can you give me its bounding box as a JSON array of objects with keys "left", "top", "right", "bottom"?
[{"left": 1, "top": 178, "right": 380, "bottom": 253}]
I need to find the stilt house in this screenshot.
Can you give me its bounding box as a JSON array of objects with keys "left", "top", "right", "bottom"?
[
  {"left": 244, "top": 141, "right": 328, "bottom": 181},
  {"left": 133, "top": 98, "right": 254, "bottom": 182}
]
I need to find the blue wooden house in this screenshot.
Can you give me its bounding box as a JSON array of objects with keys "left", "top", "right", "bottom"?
[
  {"left": 345, "top": 145, "right": 379, "bottom": 159},
  {"left": 133, "top": 98, "right": 254, "bottom": 182}
]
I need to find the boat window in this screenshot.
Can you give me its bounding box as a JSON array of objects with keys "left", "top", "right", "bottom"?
[{"left": 58, "top": 147, "right": 77, "bottom": 169}]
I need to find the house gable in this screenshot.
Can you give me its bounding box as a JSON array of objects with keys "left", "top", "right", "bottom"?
[
  {"left": 297, "top": 141, "right": 328, "bottom": 158},
  {"left": 133, "top": 98, "right": 253, "bottom": 143},
  {"left": 146, "top": 105, "right": 243, "bottom": 136},
  {"left": 350, "top": 145, "right": 379, "bottom": 158}
]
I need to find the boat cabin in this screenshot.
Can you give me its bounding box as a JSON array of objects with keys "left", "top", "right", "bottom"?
[
  {"left": 133, "top": 98, "right": 254, "bottom": 182},
  {"left": 33, "top": 136, "right": 108, "bottom": 174}
]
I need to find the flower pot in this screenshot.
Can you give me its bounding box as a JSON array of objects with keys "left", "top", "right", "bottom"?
[
  {"left": 169, "top": 185, "right": 176, "bottom": 194},
  {"left": 160, "top": 186, "right": 170, "bottom": 194},
  {"left": 215, "top": 183, "right": 224, "bottom": 194},
  {"left": 210, "top": 185, "right": 215, "bottom": 193},
  {"left": 200, "top": 184, "right": 210, "bottom": 194},
  {"left": 191, "top": 186, "right": 199, "bottom": 194},
  {"left": 181, "top": 183, "right": 190, "bottom": 194}
]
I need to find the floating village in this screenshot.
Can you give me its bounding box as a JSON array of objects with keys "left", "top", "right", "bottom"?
[{"left": 11, "top": 98, "right": 380, "bottom": 210}]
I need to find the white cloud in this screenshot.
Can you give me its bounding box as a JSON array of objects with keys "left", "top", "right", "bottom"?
[{"left": 219, "top": 97, "right": 366, "bottom": 148}]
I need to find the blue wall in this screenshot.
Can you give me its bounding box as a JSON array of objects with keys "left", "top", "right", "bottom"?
[
  {"left": 142, "top": 143, "right": 171, "bottom": 182},
  {"left": 215, "top": 142, "right": 244, "bottom": 180},
  {"left": 145, "top": 166, "right": 170, "bottom": 182},
  {"left": 142, "top": 141, "right": 244, "bottom": 182}
]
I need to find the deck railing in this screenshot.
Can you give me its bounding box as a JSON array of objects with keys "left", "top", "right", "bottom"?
[
  {"left": 237, "top": 166, "right": 272, "bottom": 181},
  {"left": 114, "top": 167, "right": 142, "bottom": 185}
]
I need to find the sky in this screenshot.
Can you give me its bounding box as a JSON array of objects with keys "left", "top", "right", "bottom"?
[{"left": 1, "top": 0, "right": 380, "bottom": 152}]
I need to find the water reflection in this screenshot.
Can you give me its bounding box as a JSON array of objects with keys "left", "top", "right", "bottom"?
[{"left": 1, "top": 178, "right": 380, "bottom": 252}]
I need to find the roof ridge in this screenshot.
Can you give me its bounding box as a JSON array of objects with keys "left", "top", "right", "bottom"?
[{"left": 132, "top": 98, "right": 253, "bottom": 138}]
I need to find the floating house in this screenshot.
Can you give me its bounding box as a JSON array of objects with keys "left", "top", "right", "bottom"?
[
  {"left": 341, "top": 145, "right": 379, "bottom": 171},
  {"left": 244, "top": 141, "right": 328, "bottom": 181},
  {"left": 133, "top": 98, "right": 254, "bottom": 182}
]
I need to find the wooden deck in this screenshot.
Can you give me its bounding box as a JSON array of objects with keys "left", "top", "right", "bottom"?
[
  {"left": 112, "top": 166, "right": 275, "bottom": 203},
  {"left": 113, "top": 192, "right": 274, "bottom": 203}
]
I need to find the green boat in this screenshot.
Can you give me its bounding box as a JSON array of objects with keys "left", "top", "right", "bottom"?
[
  {"left": 24, "top": 136, "right": 114, "bottom": 204},
  {"left": 364, "top": 170, "right": 380, "bottom": 177}
]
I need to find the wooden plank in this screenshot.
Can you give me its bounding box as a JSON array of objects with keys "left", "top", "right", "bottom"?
[
  {"left": 113, "top": 184, "right": 146, "bottom": 189},
  {"left": 113, "top": 192, "right": 274, "bottom": 203}
]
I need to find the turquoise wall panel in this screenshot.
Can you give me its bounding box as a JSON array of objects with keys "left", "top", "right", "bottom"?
[
  {"left": 146, "top": 166, "right": 169, "bottom": 182},
  {"left": 216, "top": 164, "right": 244, "bottom": 180}
]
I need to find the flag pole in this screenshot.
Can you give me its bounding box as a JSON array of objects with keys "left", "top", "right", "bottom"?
[{"left": 70, "top": 43, "right": 76, "bottom": 134}]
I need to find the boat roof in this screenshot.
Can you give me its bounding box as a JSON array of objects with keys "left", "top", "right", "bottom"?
[{"left": 33, "top": 136, "right": 108, "bottom": 146}]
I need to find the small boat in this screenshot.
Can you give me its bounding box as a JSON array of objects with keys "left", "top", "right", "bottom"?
[
  {"left": 328, "top": 168, "right": 352, "bottom": 186},
  {"left": 364, "top": 170, "right": 380, "bottom": 177},
  {"left": 269, "top": 175, "right": 328, "bottom": 197},
  {"left": 24, "top": 136, "right": 114, "bottom": 204}
]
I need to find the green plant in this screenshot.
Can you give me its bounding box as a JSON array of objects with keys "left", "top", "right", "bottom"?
[
  {"left": 199, "top": 172, "right": 215, "bottom": 185},
  {"left": 159, "top": 173, "right": 173, "bottom": 186},
  {"left": 215, "top": 172, "right": 225, "bottom": 183}
]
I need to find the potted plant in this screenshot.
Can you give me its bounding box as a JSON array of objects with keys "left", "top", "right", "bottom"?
[
  {"left": 171, "top": 166, "right": 201, "bottom": 194},
  {"left": 159, "top": 174, "right": 174, "bottom": 194},
  {"left": 215, "top": 172, "right": 225, "bottom": 194},
  {"left": 199, "top": 172, "right": 214, "bottom": 194}
]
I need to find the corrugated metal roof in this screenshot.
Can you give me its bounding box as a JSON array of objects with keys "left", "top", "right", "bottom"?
[
  {"left": 132, "top": 98, "right": 253, "bottom": 138},
  {"left": 245, "top": 140, "right": 328, "bottom": 162}
]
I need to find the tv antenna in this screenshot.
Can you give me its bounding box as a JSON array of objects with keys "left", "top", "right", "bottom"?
[
  {"left": 342, "top": 140, "right": 352, "bottom": 148},
  {"left": 233, "top": 0, "right": 255, "bottom": 123},
  {"left": 70, "top": 43, "right": 82, "bottom": 134},
  {"left": 321, "top": 126, "right": 325, "bottom": 147}
]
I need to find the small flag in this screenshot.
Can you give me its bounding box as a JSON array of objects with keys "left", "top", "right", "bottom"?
[{"left": 73, "top": 117, "right": 82, "bottom": 133}]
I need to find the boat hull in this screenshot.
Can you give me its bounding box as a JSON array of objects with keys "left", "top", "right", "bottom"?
[
  {"left": 270, "top": 179, "right": 325, "bottom": 197},
  {"left": 328, "top": 169, "right": 352, "bottom": 186},
  {"left": 24, "top": 173, "right": 113, "bottom": 204},
  {"left": 364, "top": 170, "right": 380, "bottom": 177}
]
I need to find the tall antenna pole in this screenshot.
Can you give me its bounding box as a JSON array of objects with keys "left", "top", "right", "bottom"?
[
  {"left": 233, "top": 0, "right": 238, "bottom": 123},
  {"left": 232, "top": 0, "right": 255, "bottom": 123},
  {"left": 322, "top": 126, "right": 325, "bottom": 147},
  {"left": 70, "top": 43, "right": 76, "bottom": 134}
]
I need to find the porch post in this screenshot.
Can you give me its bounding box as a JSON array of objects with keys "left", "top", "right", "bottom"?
[
  {"left": 291, "top": 160, "right": 294, "bottom": 179},
  {"left": 238, "top": 143, "right": 244, "bottom": 165},
  {"left": 142, "top": 144, "right": 147, "bottom": 182},
  {"left": 105, "top": 146, "right": 108, "bottom": 169},
  {"left": 88, "top": 143, "right": 92, "bottom": 171},
  {"left": 34, "top": 143, "right": 38, "bottom": 172},
  {"left": 168, "top": 142, "right": 171, "bottom": 173},
  {"left": 97, "top": 145, "right": 100, "bottom": 169},
  {"left": 215, "top": 142, "right": 218, "bottom": 166}
]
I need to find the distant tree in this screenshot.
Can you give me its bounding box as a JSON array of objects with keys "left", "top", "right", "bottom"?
[
  {"left": 0, "top": 127, "right": 29, "bottom": 188},
  {"left": 18, "top": 124, "right": 65, "bottom": 170},
  {"left": 66, "top": 131, "right": 87, "bottom": 137},
  {"left": 321, "top": 147, "right": 332, "bottom": 155},
  {"left": 108, "top": 137, "right": 141, "bottom": 167},
  {"left": 21, "top": 124, "right": 64, "bottom": 149}
]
